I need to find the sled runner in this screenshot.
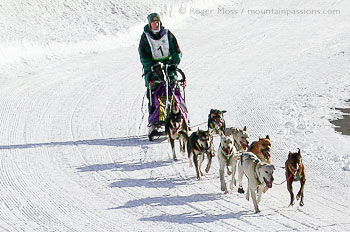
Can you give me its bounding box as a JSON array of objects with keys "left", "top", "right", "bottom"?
[{"left": 145, "top": 62, "right": 188, "bottom": 141}]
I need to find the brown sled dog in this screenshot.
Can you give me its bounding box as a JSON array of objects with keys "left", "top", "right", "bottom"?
[
  {"left": 249, "top": 135, "right": 272, "bottom": 164},
  {"left": 285, "top": 149, "right": 306, "bottom": 206}
]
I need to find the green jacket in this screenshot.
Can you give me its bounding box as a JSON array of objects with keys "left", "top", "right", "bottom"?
[{"left": 138, "top": 24, "right": 182, "bottom": 85}]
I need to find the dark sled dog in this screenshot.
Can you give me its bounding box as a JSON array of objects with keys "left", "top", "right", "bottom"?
[
  {"left": 187, "top": 130, "right": 214, "bottom": 180},
  {"left": 165, "top": 104, "right": 189, "bottom": 161},
  {"left": 285, "top": 149, "right": 306, "bottom": 206},
  {"left": 208, "top": 109, "right": 226, "bottom": 135}
]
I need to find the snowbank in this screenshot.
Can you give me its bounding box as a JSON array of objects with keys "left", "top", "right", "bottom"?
[{"left": 0, "top": 0, "right": 228, "bottom": 70}]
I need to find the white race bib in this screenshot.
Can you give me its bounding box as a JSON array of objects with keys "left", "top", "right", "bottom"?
[{"left": 145, "top": 30, "right": 170, "bottom": 60}]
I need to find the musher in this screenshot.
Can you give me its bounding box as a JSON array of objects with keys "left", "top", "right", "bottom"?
[{"left": 138, "top": 13, "right": 182, "bottom": 138}]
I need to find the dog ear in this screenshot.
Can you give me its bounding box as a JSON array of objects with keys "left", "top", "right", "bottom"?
[
  {"left": 298, "top": 148, "right": 301, "bottom": 155},
  {"left": 243, "top": 126, "right": 247, "bottom": 131},
  {"left": 266, "top": 135, "right": 270, "bottom": 140},
  {"left": 222, "top": 110, "right": 227, "bottom": 114},
  {"left": 256, "top": 162, "right": 262, "bottom": 170}
]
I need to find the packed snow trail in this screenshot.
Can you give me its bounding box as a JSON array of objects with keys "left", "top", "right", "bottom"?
[{"left": 0, "top": 1, "right": 350, "bottom": 231}]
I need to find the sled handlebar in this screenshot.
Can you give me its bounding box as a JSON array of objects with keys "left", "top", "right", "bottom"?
[
  {"left": 175, "top": 67, "right": 186, "bottom": 83},
  {"left": 144, "top": 63, "right": 186, "bottom": 85}
]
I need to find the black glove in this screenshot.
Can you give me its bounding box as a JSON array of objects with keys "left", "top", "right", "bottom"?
[{"left": 167, "top": 64, "right": 177, "bottom": 72}]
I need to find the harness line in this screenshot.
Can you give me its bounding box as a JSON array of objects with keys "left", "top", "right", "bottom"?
[
  {"left": 188, "top": 121, "right": 207, "bottom": 129},
  {"left": 273, "top": 174, "right": 293, "bottom": 185}
]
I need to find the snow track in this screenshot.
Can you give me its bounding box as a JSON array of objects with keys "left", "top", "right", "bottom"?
[{"left": 1, "top": 0, "right": 350, "bottom": 231}]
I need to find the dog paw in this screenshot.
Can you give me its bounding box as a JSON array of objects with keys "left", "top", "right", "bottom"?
[
  {"left": 238, "top": 187, "right": 245, "bottom": 194},
  {"left": 224, "top": 190, "right": 228, "bottom": 194},
  {"left": 299, "top": 201, "right": 304, "bottom": 207},
  {"left": 221, "top": 186, "right": 226, "bottom": 191},
  {"left": 173, "top": 157, "right": 178, "bottom": 161}
]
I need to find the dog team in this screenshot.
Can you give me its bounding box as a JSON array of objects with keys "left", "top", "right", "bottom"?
[{"left": 164, "top": 108, "right": 306, "bottom": 213}]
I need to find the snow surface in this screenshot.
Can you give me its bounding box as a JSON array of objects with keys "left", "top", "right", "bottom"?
[{"left": 0, "top": 0, "right": 350, "bottom": 231}]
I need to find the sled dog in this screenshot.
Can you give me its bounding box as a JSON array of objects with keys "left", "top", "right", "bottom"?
[
  {"left": 237, "top": 152, "right": 275, "bottom": 213},
  {"left": 285, "top": 149, "right": 306, "bottom": 206},
  {"left": 249, "top": 135, "right": 272, "bottom": 164},
  {"left": 165, "top": 104, "right": 189, "bottom": 161},
  {"left": 218, "top": 135, "right": 239, "bottom": 194},
  {"left": 187, "top": 129, "right": 214, "bottom": 180},
  {"left": 224, "top": 126, "right": 249, "bottom": 152},
  {"left": 208, "top": 109, "right": 226, "bottom": 136}
]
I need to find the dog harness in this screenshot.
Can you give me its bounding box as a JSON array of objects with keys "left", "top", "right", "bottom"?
[
  {"left": 219, "top": 145, "right": 233, "bottom": 166},
  {"left": 241, "top": 154, "right": 262, "bottom": 186},
  {"left": 194, "top": 141, "right": 204, "bottom": 151},
  {"left": 288, "top": 163, "right": 303, "bottom": 181},
  {"left": 145, "top": 30, "right": 171, "bottom": 61}
]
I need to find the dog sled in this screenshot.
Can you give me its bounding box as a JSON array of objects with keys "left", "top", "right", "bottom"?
[{"left": 144, "top": 62, "right": 189, "bottom": 141}]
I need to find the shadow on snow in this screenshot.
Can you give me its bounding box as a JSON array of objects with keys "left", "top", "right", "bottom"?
[
  {"left": 0, "top": 135, "right": 162, "bottom": 150},
  {"left": 109, "top": 176, "right": 192, "bottom": 189},
  {"left": 110, "top": 193, "right": 254, "bottom": 223},
  {"left": 77, "top": 160, "right": 174, "bottom": 172},
  {"left": 110, "top": 193, "right": 222, "bottom": 210}
]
